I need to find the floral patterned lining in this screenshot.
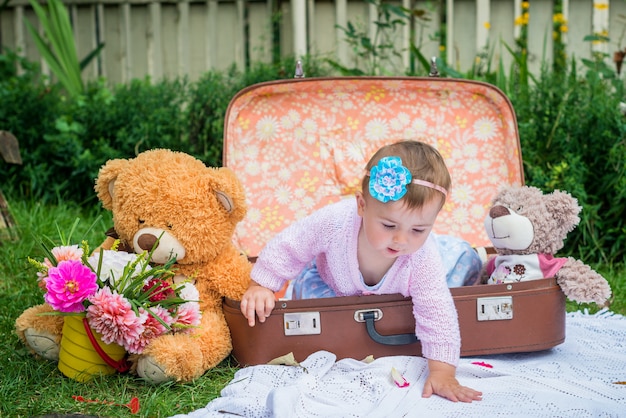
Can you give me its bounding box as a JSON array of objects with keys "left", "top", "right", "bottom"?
[{"left": 224, "top": 77, "right": 523, "bottom": 257}]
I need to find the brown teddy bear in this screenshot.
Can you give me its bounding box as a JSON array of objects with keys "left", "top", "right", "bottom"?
[
  {"left": 481, "top": 185, "right": 612, "bottom": 306},
  {"left": 15, "top": 149, "right": 252, "bottom": 383}
]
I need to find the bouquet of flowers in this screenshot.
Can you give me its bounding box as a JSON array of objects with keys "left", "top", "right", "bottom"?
[{"left": 29, "top": 227, "right": 201, "bottom": 355}]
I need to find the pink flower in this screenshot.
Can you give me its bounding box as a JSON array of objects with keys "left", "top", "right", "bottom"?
[
  {"left": 87, "top": 287, "right": 147, "bottom": 348},
  {"left": 44, "top": 260, "right": 98, "bottom": 312},
  {"left": 51, "top": 245, "right": 83, "bottom": 262},
  {"left": 173, "top": 302, "right": 202, "bottom": 333},
  {"left": 38, "top": 246, "right": 83, "bottom": 287},
  {"left": 125, "top": 306, "right": 174, "bottom": 354}
]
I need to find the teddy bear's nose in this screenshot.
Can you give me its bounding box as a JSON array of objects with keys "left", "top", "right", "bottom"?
[
  {"left": 489, "top": 205, "right": 510, "bottom": 219},
  {"left": 137, "top": 233, "right": 159, "bottom": 252}
]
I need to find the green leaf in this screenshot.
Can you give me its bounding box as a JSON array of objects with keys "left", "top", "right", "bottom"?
[
  {"left": 409, "top": 44, "right": 430, "bottom": 74},
  {"left": 26, "top": 0, "right": 84, "bottom": 96},
  {"left": 583, "top": 34, "right": 610, "bottom": 43},
  {"left": 80, "top": 42, "right": 105, "bottom": 70},
  {"left": 386, "top": 4, "right": 409, "bottom": 18}
]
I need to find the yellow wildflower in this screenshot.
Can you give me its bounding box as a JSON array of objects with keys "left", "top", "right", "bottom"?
[
  {"left": 593, "top": 3, "right": 608, "bottom": 10},
  {"left": 522, "top": 1, "right": 530, "bottom": 10},
  {"left": 553, "top": 13, "right": 566, "bottom": 24},
  {"left": 484, "top": 22, "right": 491, "bottom": 30}
]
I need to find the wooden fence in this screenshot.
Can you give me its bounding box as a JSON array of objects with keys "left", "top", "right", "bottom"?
[{"left": 1, "top": 0, "right": 624, "bottom": 85}]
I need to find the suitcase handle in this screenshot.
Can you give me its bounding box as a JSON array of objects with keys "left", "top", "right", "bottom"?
[{"left": 362, "top": 311, "right": 419, "bottom": 346}]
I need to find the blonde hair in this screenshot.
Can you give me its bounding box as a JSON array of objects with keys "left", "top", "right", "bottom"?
[{"left": 361, "top": 140, "right": 451, "bottom": 209}]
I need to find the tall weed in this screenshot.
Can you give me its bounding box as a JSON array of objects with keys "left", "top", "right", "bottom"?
[
  {"left": 327, "top": 0, "right": 433, "bottom": 76},
  {"left": 25, "top": 0, "right": 104, "bottom": 97}
]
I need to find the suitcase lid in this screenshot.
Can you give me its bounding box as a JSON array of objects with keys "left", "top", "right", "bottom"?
[{"left": 223, "top": 76, "right": 523, "bottom": 257}]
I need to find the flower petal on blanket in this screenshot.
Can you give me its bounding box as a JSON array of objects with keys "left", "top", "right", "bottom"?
[{"left": 391, "top": 367, "right": 410, "bottom": 388}]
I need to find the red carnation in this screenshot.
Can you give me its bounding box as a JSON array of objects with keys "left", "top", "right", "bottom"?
[{"left": 142, "top": 278, "right": 175, "bottom": 302}]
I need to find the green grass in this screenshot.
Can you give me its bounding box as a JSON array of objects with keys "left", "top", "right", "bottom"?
[{"left": 1, "top": 197, "right": 624, "bottom": 417}]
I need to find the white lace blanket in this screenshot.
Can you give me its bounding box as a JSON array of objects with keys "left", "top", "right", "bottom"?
[{"left": 171, "top": 310, "right": 626, "bottom": 417}]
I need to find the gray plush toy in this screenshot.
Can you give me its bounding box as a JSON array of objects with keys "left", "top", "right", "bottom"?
[{"left": 482, "top": 185, "right": 612, "bottom": 306}]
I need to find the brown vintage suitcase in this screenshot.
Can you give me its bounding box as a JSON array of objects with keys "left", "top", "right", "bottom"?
[
  {"left": 221, "top": 74, "right": 566, "bottom": 366},
  {"left": 224, "top": 279, "right": 565, "bottom": 365}
]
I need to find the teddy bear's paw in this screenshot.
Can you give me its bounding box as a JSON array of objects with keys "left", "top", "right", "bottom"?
[
  {"left": 23, "top": 328, "right": 60, "bottom": 361},
  {"left": 136, "top": 355, "right": 174, "bottom": 384},
  {"left": 558, "top": 259, "right": 613, "bottom": 306}
]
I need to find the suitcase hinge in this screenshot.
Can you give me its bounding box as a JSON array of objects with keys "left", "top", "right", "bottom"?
[{"left": 429, "top": 57, "right": 440, "bottom": 77}]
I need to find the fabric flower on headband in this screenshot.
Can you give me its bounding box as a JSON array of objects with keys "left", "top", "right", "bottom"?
[{"left": 369, "top": 156, "right": 412, "bottom": 203}]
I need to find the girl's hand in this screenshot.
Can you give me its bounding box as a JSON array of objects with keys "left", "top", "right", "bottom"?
[
  {"left": 422, "top": 360, "right": 482, "bottom": 402},
  {"left": 240, "top": 281, "right": 276, "bottom": 326}
]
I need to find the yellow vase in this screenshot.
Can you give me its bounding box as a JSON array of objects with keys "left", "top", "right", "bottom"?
[{"left": 58, "top": 315, "right": 128, "bottom": 382}]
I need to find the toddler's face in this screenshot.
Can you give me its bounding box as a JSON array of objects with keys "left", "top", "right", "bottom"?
[{"left": 357, "top": 194, "right": 441, "bottom": 259}]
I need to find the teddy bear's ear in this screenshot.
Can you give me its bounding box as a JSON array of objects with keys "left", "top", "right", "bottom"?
[
  {"left": 216, "top": 191, "right": 235, "bottom": 213},
  {"left": 212, "top": 167, "right": 247, "bottom": 222},
  {"left": 94, "top": 158, "right": 130, "bottom": 210},
  {"left": 491, "top": 184, "right": 519, "bottom": 205},
  {"left": 547, "top": 189, "right": 582, "bottom": 235}
]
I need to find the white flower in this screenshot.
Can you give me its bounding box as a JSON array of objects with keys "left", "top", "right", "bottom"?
[
  {"left": 274, "top": 186, "right": 292, "bottom": 205},
  {"left": 177, "top": 282, "right": 200, "bottom": 302},
  {"left": 411, "top": 118, "right": 428, "bottom": 133},
  {"left": 365, "top": 119, "right": 389, "bottom": 141},
  {"left": 473, "top": 117, "right": 498, "bottom": 141},
  {"left": 256, "top": 116, "right": 279, "bottom": 141},
  {"left": 87, "top": 250, "right": 150, "bottom": 290}
]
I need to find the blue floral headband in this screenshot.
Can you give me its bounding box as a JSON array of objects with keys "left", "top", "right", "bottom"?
[{"left": 368, "top": 156, "right": 448, "bottom": 203}]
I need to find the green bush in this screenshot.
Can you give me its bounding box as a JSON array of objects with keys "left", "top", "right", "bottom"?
[
  {"left": 186, "top": 70, "right": 239, "bottom": 167},
  {"left": 0, "top": 49, "right": 64, "bottom": 199},
  {"left": 80, "top": 77, "right": 189, "bottom": 155},
  {"left": 0, "top": 52, "right": 331, "bottom": 204},
  {"left": 1, "top": 73, "right": 190, "bottom": 205},
  {"left": 511, "top": 59, "right": 626, "bottom": 264}
]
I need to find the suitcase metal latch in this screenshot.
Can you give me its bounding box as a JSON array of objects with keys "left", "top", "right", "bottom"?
[
  {"left": 283, "top": 312, "right": 321, "bottom": 336},
  {"left": 354, "top": 309, "right": 383, "bottom": 322},
  {"left": 477, "top": 296, "right": 513, "bottom": 321}
]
